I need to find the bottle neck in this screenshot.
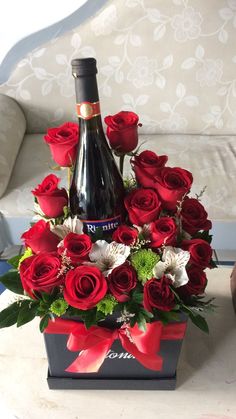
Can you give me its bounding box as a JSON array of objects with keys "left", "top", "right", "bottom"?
[{"left": 74, "top": 74, "right": 103, "bottom": 128}]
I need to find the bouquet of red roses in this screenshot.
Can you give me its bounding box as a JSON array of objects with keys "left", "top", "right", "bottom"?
[{"left": 0, "top": 111, "right": 215, "bottom": 335}]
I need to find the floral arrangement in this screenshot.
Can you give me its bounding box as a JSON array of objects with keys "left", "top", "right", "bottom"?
[{"left": 0, "top": 111, "right": 216, "bottom": 335}]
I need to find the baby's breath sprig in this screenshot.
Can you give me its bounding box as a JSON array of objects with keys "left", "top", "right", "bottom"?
[{"left": 57, "top": 249, "right": 73, "bottom": 278}]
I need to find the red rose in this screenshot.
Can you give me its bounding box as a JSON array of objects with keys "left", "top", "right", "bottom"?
[
  {"left": 112, "top": 225, "right": 138, "bottom": 246},
  {"left": 177, "top": 266, "right": 207, "bottom": 298},
  {"left": 58, "top": 232, "right": 92, "bottom": 265},
  {"left": 64, "top": 265, "right": 107, "bottom": 310},
  {"left": 143, "top": 276, "right": 175, "bottom": 312},
  {"left": 149, "top": 217, "right": 177, "bottom": 248},
  {"left": 104, "top": 111, "right": 140, "bottom": 153},
  {"left": 19, "top": 252, "right": 63, "bottom": 298},
  {"left": 32, "top": 174, "right": 68, "bottom": 218},
  {"left": 44, "top": 122, "right": 79, "bottom": 167},
  {"left": 124, "top": 188, "right": 161, "bottom": 226},
  {"left": 181, "top": 197, "right": 212, "bottom": 235},
  {"left": 132, "top": 150, "right": 168, "bottom": 187},
  {"left": 21, "top": 220, "right": 60, "bottom": 253},
  {"left": 182, "top": 239, "right": 212, "bottom": 268},
  {"left": 154, "top": 167, "right": 193, "bottom": 211},
  {"left": 107, "top": 262, "right": 137, "bottom": 302}
]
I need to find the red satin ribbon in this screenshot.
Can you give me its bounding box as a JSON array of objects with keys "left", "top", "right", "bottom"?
[{"left": 44, "top": 318, "right": 187, "bottom": 373}]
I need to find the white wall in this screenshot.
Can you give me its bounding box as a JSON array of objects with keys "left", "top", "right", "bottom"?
[{"left": 0, "top": 0, "right": 87, "bottom": 65}]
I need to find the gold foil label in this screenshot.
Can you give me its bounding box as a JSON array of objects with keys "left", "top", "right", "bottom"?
[{"left": 76, "top": 102, "right": 100, "bottom": 120}]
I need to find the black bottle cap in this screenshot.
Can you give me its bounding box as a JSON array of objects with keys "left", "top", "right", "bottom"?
[{"left": 71, "top": 58, "right": 97, "bottom": 77}]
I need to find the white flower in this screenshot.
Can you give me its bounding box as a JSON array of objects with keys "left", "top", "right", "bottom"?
[
  {"left": 171, "top": 7, "right": 202, "bottom": 42},
  {"left": 52, "top": 217, "right": 84, "bottom": 239},
  {"left": 153, "top": 246, "right": 190, "bottom": 288},
  {"left": 196, "top": 59, "right": 223, "bottom": 87},
  {"left": 127, "top": 56, "right": 157, "bottom": 89},
  {"left": 89, "top": 240, "right": 130, "bottom": 276}
]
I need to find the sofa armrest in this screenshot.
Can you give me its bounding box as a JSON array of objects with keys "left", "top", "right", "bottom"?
[{"left": 0, "top": 94, "right": 26, "bottom": 198}]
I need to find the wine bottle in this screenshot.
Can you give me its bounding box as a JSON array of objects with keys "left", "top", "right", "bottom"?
[{"left": 69, "top": 58, "right": 125, "bottom": 238}]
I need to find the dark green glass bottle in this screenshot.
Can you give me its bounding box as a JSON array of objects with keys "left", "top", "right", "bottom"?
[{"left": 69, "top": 58, "right": 125, "bottom": 237}]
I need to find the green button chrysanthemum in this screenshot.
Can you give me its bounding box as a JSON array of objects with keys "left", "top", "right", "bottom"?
[
  {"left": 96, "top": 295, "right": 118, "bottom": 316},
  {"left": 131, "top": 249, "right": 160, "bottom": 284},
  {"left": 50, "top": 298, "right": 69, "bottom": 316}
]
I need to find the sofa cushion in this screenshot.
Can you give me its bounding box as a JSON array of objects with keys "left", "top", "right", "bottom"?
[
  {"left": 0, "top": 133, "right": 235, "bottom": 222},
  {"left": 0, "top": 94, "right": 26, "bottom": 198}
]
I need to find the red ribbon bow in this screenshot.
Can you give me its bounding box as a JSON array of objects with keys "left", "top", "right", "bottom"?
[{"left": 44, "top": 318, "right": 187, "bottom": 373}]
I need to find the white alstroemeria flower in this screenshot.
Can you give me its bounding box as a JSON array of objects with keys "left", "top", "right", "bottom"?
[
  {"left": 52, "top": 217, "right": 84, "bottom": 239},
  {"left": 153, "top": 246, "right": 190, "bottom": 288},
  {"left": 89, "top": 240, "right": 130, "bottom": 277}
]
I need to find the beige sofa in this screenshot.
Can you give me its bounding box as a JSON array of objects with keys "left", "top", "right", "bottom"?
[{"left": 0, "top": 0, "right": 235, "bottom": 254}]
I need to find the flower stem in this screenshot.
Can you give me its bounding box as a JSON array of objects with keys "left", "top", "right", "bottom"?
[
  {"left": 119, "top": 155, "right": 125, "bottom": 177},
  {"left": 67, "top": 167, "right": 71, "bottom": 191}
]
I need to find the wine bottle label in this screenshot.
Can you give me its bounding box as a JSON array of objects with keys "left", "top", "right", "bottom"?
[
  {"left": 82, "top": 215, "right": 121, "bottom": 234},
  {"left": 76, "top": 101, "right": 101, "bottom": 120}
]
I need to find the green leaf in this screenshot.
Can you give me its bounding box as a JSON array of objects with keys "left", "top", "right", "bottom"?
[
  {"left": 0, "top": 270, "right": 24, "bottom": 295},
  {"left": 39, "top": 314, "right": 50, "bottom": 332},
  {"left": 132, "top": 290, "right": 143, "bottom": 304},
  {"left": 139, "top": 307, "right": 154, "bottom": 319},
  {"left": 156, "top": 310, "right": 181, "bottom": 324},
  {"left": 0, "top": 302, "right": 21, "bottom": 328},
  {"left": 193, "top": 230, "right": 212, "bottom": 244},
  {"left": 84, "top": 309, "right": 97, "bottom": 329},
  {"left": 189, "top": 313, "right": 209, "bottom": 334},
  {"left": 209, "top": 259, "right": 218, "bottom": 269},
  {"left": 137, "top": 314, "right": 147, "bottom": 332},
  {"left": 17, "top": 300, "right": 38, "bottom": 327},
  {"left": 7, "top": 255, "right": 21, "bottom": 269}
]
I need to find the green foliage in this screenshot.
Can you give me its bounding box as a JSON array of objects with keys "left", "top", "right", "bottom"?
[
  {"left": 17, "top": 300, "right": 38, "bottom": 327},
  {"left": 0, "top": 302, "right": 20, "bottom": 328},
  {"left": 155, "top": 309, "right": 181, "bottom": 325},
  {"left": 193, "top": 230, "right": 213, "bottom": 244},
  {"left": 39, "top": 314, "right": 50, "bottom": 332},
  {"left": 188, "top": 313, "right": 209, "bottom": 334},
  {"left": 7, "top": 255, "right": 22, "bottom": 269},
  {"left": 0, "top": 270, "right": 24, "bottom": 295}
]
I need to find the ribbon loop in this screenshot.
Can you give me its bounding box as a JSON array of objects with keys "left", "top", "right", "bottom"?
[{"left": 44, "top": 319, "right": 187, "bottom": 374}]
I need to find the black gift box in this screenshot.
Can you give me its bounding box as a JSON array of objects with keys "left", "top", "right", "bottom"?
[{"left": 44, "top": 315, "right": 187, "bottom": 390}]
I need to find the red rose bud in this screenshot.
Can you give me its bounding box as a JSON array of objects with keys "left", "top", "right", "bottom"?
[
  {"left": 112, "top": 225, "right": 138, "bottom": 246},
  {"left": 181, "top": 197, "right": 212, "bottom": 236},
  {"left": 182, "top": 239, "right": 212, "bottom": 269},
  {"left": 154, "top": 167, "right": 193, "bottom": 211},
  {"left": 64, "top": 265, "right": 107, "bottom": 310},
  {"left": 177, "top": 266, "right": 207, "bottom": 299},
  {"left": 21, "top": 220, "right": 60, "bottom": 253},
  {"left": 124, "top": 188, "right": 161, "bottom": 226},
  {"left": 149, "top": 217, "right": 177, "bottom": 248},
  {"left": 32, "top": 174, "right": 68, "bottom": 218},
  {"left": 144, "top": 275, "right": 175, "bottom": 312},
  {"left": 58, "top": 232, "right": 92, "bottom": 265},
  {"left": 107, "top": 262, "right": 137, "bottom": 302},
  {"left": 104, "top": 111, "right": 140, "bottom": 153},
  {"left": 132, "top": 150, "right": 168, "bottom": 188},
  {"left": 19, "top": 252, "right": 64, "bottom": 298},
  {"left": 44, "top": 122, "right": 79, "bottom": 167}
]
